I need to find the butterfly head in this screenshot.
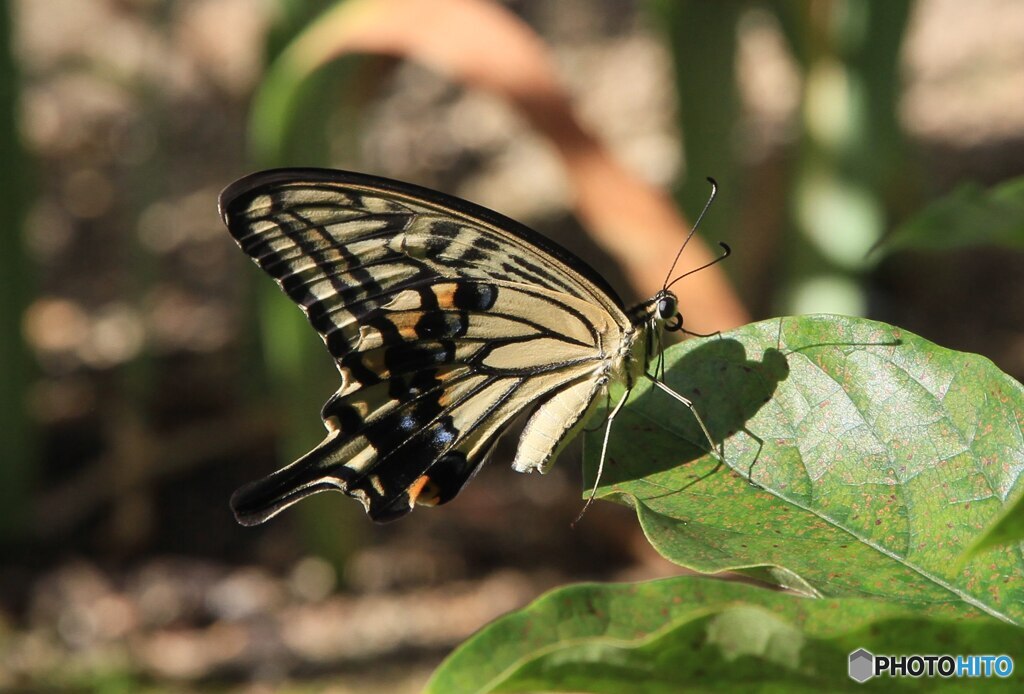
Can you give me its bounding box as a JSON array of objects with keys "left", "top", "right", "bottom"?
[
  {"left": 654, "top": 176, "right": 728, "bottom": 335},
  {"left": 652, "top": 289, "right": 684, "bottom": 332}
]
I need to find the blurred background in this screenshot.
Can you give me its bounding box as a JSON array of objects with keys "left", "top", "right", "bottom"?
[{"left": 2, "top": 0, "right": 1023, "bottom": 690}]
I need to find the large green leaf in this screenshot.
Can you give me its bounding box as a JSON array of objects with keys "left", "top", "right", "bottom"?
[
  {"left": 584, "top": 316, "right": 1024, "bottom": 623},
  {"left": 884, "top": 176, "right": 1024, "bottom": 251},
  {"left": 427, "top": 576, "right": 1017, "bottom": 693}
]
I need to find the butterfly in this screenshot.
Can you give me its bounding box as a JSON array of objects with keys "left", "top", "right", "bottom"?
[{"left": 220, "top": 168, "right": 727, "bottom": 524}]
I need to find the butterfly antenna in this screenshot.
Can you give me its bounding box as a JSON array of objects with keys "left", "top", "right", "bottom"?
[
  {"left": 661, "top": 177, "right": 719, "bottom": 290},
  {"left": 665, "top": 241, "right": 732, "bottom": 291}
]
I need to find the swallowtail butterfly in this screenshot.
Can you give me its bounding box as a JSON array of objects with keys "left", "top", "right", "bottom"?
[{"left": 220, "top": 168, "right": 726, "bottom": 524}]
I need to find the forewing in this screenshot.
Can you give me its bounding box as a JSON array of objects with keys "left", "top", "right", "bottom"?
[{"left": 218, "top": 168, "right": 627, "bottom": 346}]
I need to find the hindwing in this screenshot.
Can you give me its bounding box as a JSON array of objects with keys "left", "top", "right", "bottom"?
[{"left": 220, "top": 168, "right": 634, "bottom": 523}]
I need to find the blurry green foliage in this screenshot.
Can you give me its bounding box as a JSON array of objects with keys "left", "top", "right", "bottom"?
[
  {"left": 651, "top": 1, "right": 915, "bottom": 316},
  {"left": 646, "top": 0, "right": 743, "bottom": 248},
  {"left": 773, "top": 1, "right": 913, "bottom": 316},
  {"left": 884, "top": 176, "right": 1024, "bottom": 251}
]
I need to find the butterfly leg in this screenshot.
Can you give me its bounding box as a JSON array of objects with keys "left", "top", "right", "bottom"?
[
  {"left": 582, "top": 388, "right": 613, "bottom": 433},
  {"left": 574, "top": 386, "right": 631, "bottom": 525},
  {"left": 645, "top": 375, "right": 722, "bottom": 462}
]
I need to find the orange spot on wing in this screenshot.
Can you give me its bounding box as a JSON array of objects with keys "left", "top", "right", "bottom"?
[
  {"left": 433, "top": 283, "right": 458, "bottom": 308},
  {"left": 408, "top": 474, "right": 441, "bottom": 506}
]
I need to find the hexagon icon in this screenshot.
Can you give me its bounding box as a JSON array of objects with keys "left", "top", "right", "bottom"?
[{"left": 849, "top": 648, "right": 874, "bottom": 683}]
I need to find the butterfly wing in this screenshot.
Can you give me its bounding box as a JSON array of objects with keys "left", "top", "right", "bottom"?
[{"left": 220, "top": 168, "right": 634, "bottom": 523}]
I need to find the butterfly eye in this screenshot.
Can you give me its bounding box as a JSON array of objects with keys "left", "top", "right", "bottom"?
[{"left": 656, "top": 294, "right": 678, "bottom": 320}]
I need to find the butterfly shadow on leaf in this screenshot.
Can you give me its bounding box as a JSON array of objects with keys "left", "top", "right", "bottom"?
[{"left": 584, "top": 337, "right": 790, "bottom": 497}]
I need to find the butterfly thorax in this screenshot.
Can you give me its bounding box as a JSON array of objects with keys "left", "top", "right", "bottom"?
[{"left": 620, "top": 288, "right": 679, "bottom": 382}]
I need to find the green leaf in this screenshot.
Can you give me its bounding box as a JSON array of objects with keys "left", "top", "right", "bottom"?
[
  {"left": 427, "top": 576, "right": 1018, "bottom": 693},
  {"left": 884, "top": 176, "right": 1024, "bottom": 251},
  {"left": 248, "top": 0, "right": 380, "bottom": 165},
  {"left": 584, "top": 316, "right": 1024, "bottom": 623},
  {"left": 965, "top": 491, "right": 1024, "bottom": 560}
]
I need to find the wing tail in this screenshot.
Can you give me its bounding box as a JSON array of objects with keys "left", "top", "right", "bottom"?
[{"left": 230, "top": 433, "right": 353, "bottom": 526}]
